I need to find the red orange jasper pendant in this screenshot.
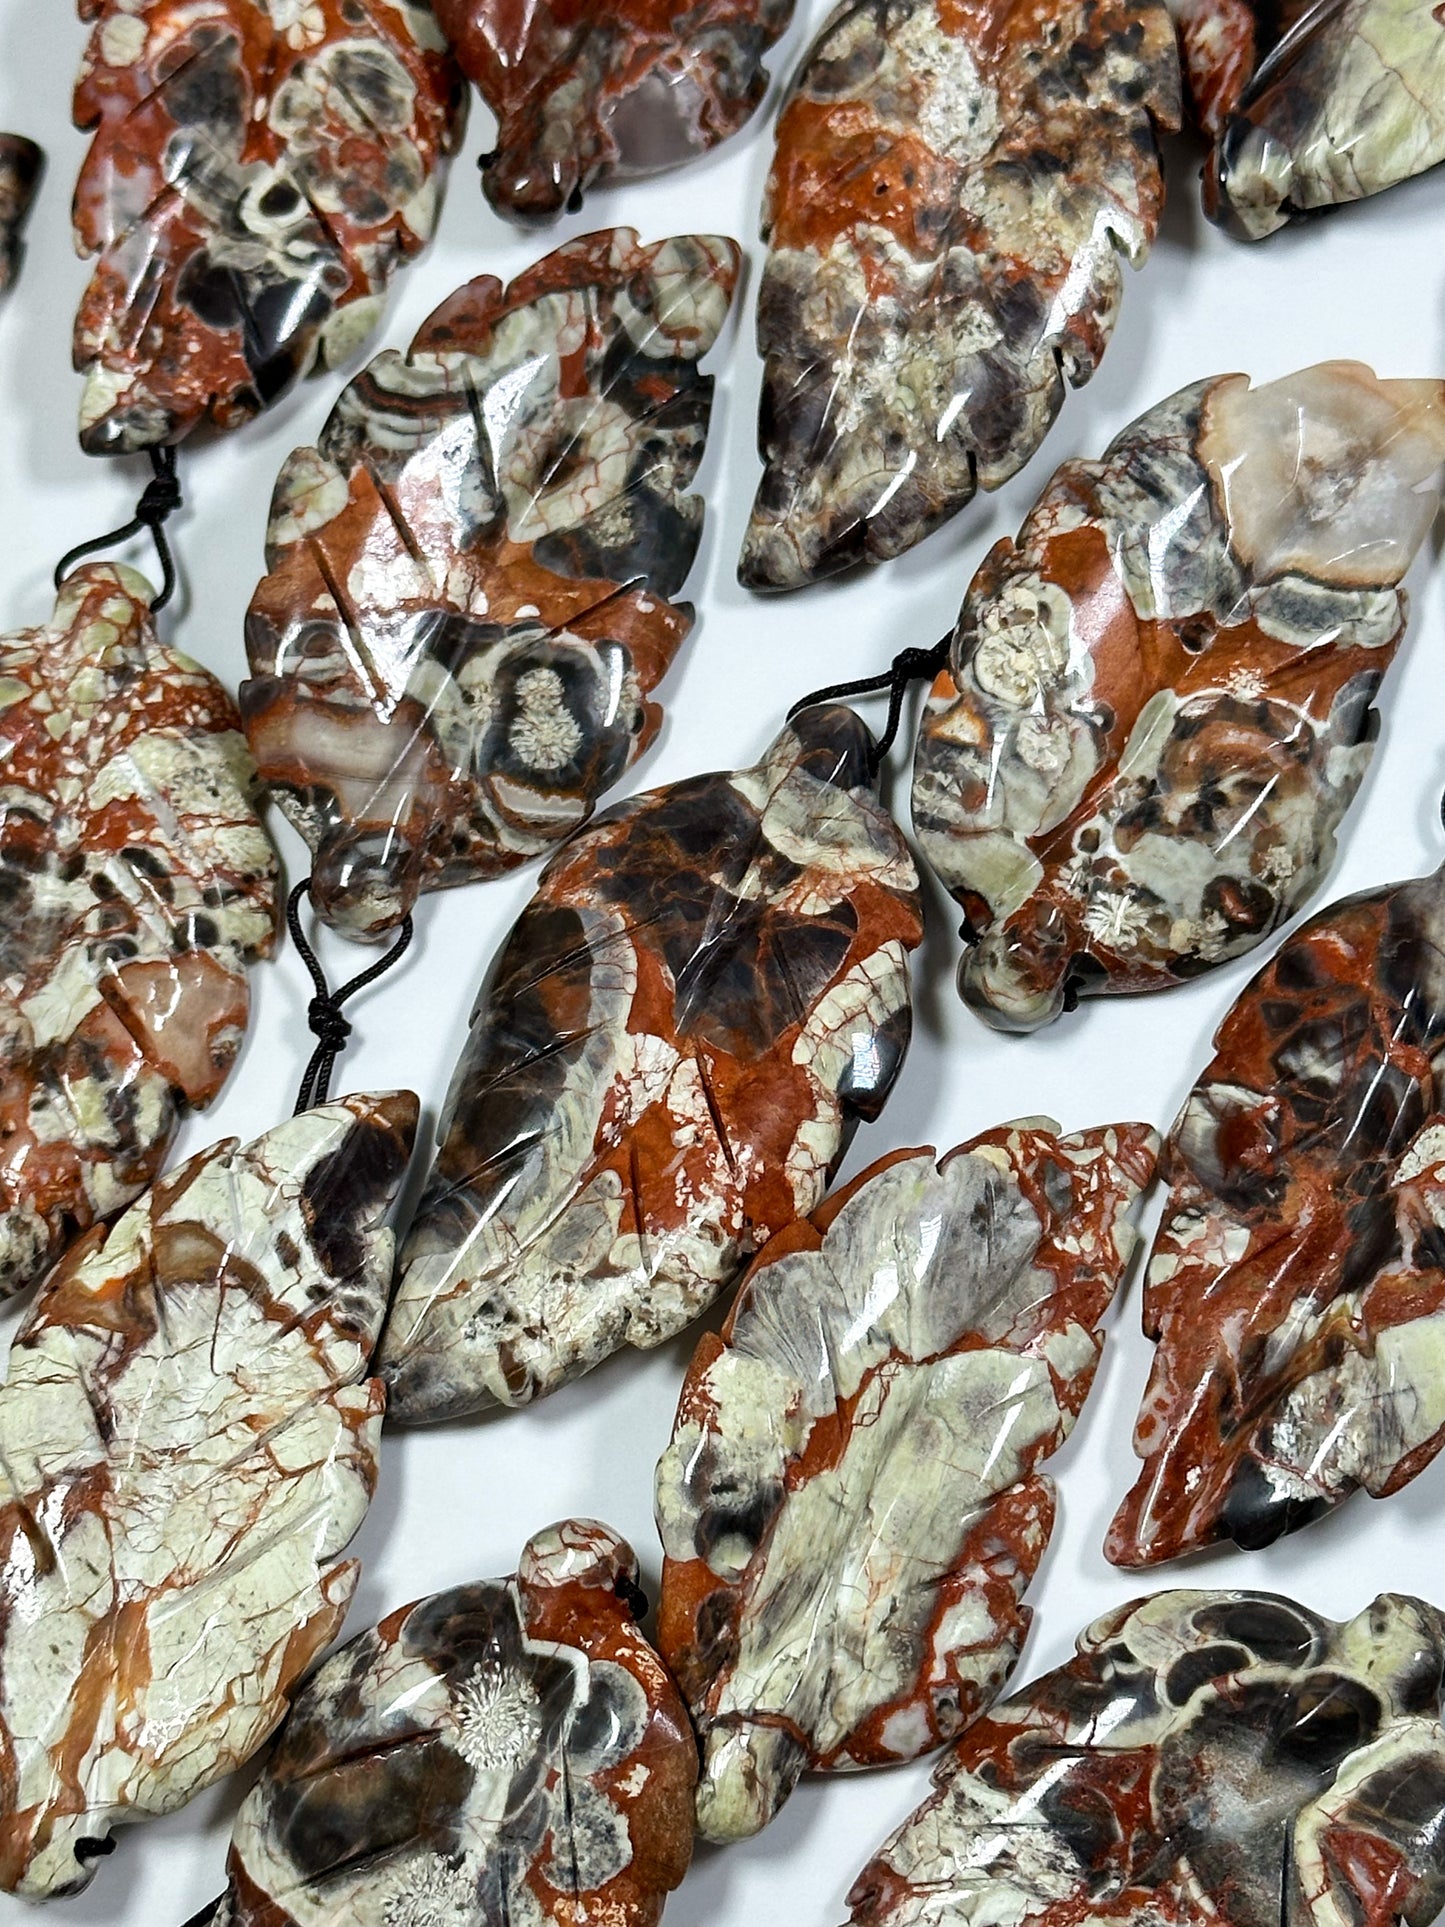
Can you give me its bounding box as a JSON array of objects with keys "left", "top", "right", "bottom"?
[
  {"left": 1107, "top": 857, "right": 1445, "bottom": 1565},
  {"left": 70, "top": 0, "right": 465, "bottom": 454},
  {"left": 841, "top": 1590, "right": 1445, "bottom": 1927},
  {"left": 379, "top": 704, "right": 924, "bottom": 1422},
  {"left": 0, "top": 564, "right": 279, "bottom": 1301},
  {"left": 433, "top": 0, "right": 796, "bottom": 223},
  {"left": 0, "top": 135, "right": 40, "bottom": 296},
  {"left": 654, "top": 1119, "right": 1158, "bottom": 1843},
  {"left": 191, "top": 1523, "right": 696, "bottom": 1927},
  {"left": 911, "top": 362, "right": 1445, "bottom": 1032},
  {"left": 0, "top": 1093, "right": 418, "bottom": 1899},
  {"left": 242, "top": 229, "right": 740, "bottom": 942},
  {"left": 736, "top": 0, "right": 1181, "bottom": 590},
  {"left": 1181, "top": 0, "right": 1445, "bottom": 237}
]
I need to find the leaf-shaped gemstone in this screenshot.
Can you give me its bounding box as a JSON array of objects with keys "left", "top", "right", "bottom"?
[
  {"left": 1106, "top": 860, "right": 1445, "bottom": 1565},
  {"left": 379, "top": 704, "right": 924, "bottom": 1423},
  {"left": 0, "top": 564, "right": 279, "bottom": 1302},
  {"left": 735, "top": 0, "right": 1181, "bottom": 591},
  {"left": 655, "top": 1118, "right": 1158, "bottom": 1844},
  {"left": 1189, "top": 0, "right": 1445, "bottom": 238},
  {"left": 434, "top": 0, "right": 797, "bottom": 223},
  {"left": 70, "top": 0, "right": 466, "bottom": 455},
  {"left": 911, "top": 361, "right": 1445, "bottom": 1033},
  {"left": 0, "top": 135, "right": 40, "bottom": 296},
  {"left": 842, "top": 1589, "right": 1445, "bottom": 1927},
  {"left": 0, "top": 1091, "right": 419, "bottom": 1898},
  {"left": 191, "top": 1521, "right": 695, "bottom": 1927},
  {"left": 242, "top": 229, "right": 741, "bottom": 944}
]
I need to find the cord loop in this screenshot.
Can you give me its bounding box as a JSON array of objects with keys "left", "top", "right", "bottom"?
[
  {"left": 286, "top": 879, "right": 414, "bottom": 1114},
  {"left": 53, "top": 447, "right": 183, "bottom": 611},
  {"left": 788, "top": 632, "right": 953, "bottom": 775}
]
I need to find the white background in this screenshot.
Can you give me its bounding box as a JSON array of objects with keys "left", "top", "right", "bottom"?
[{"left": 0, "top": 4, "right": 1443, "bottom": 1922}]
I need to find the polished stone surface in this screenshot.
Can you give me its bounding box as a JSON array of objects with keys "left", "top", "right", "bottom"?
[
  {"left": 0, "top": 564, "right": 279, "bottom": 1301},
  {"left": 435, "top": 0, "right": 795, "bottom": 223},
  {"left": 1108, "top": 857, "right": 1445, "bottom": 1565},
  {"left": 70, "top": 0, "right": 465, "bottom": 453},
  {"left": 379, "top": 704, "right": 924, "bottom": 1422},
  {"left": 843, "top": 1589, "right": 1445, "bottom": 1927},
  {"left": 1183, "top": 0, "right": 1445, "bottom": 237},
  {"left": 912, "top": 361, "right": 1445, "bottom": 1031},
  {"left": 0, "top": 1092, "right": 418, "bottom": 1898},
  {"left": 656, "top": 1119, "right": 1158, "bottom": 1843},
  {"left": 194, "top": 1522, "right": 696, "bottom": 1927},
  {"left": 737, "top": 0, "right": 1181, "bottom": 590},
  {"left": 0, "top": 134, "right": 40, "bottom": 296},
  {"left": 242, "top": 228, "right": 740, "bottom": 941}
]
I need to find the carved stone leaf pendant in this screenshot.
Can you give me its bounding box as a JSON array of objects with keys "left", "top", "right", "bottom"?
[
  {"left": 0, "top": 564, "right": 280, "bottom": 1302},
  {"left": 842, "top": 1589, "right": 1445, "bottom": 1927},
  {"left": 242, "top": 228, "right": 740, "bottom": 942},
  {"left": 912, "top": 361, "right": 1445, "bottom": 1032},
  {"left": 1182, "top": 0, "right": 1445, "bottom": 237},
  {"left": 0, "top": 135, "right": 40, "bottom": 296},
  {"left": 193, "top": 1522, "right": 696, "bottom": 1927},
  {"left": 1107, "top": 859, "right": 1445, "bottom": 1565},
  {"left": 654, "top": 1119, "right": 1158, "bottom": 1844},
  {"left": 736, "top": 0, "right": 1182, "bottom": 591},
  {"left": 70, "top": 0, "right": 466, "bottom": 454},
  {"left": 433, "top": 0, "right": 797, "bottom": 223},
  {"left": 0, "top": 1092, "right": 419, "bottom": 1898},
  {"left": 379, "top": 704, "right": 924, "bottom": 1423}
]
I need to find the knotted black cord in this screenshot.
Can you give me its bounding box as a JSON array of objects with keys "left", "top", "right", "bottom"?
[
  {"left": 787, "top": 634, "right": 953, "bottom": 775},
  {"left": 286, "top": 879, "right": 415, "bottom": 1114},
  {"left": 53, "top": 446, "right": 183, "bottom": 611}
]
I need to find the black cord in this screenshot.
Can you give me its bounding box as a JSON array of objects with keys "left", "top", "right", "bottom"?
[
  {"left": 286, "top": 879, "right": 414, "bottom": 1114},
  {"left": 53, "top": 446, "right": 183, "bottom": 611},
  {"left": 788, "top": 634, "right": 953, "bottom": 774}
]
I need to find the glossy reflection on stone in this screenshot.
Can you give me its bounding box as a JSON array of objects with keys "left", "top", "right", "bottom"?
[
  {"left": 912, "top": 361, "right": 1445, "bottom": 1033},
  {"left": 0, "top": 564, "right": 280, "bottom": 1302},
  {"left": 242, "top": 228, "right": 740, "bottom": 943},
  {"left": 380, "top": 705, "right": 924, "bottom": 1423},
  {"left": 0, "top": 1092, "right": 419, "bottom": 1899},
  {"left": 434, "top": 0, "right": 795, "bottom": 223},
  {"left": 0, "top": 135, "right": 40, "bottom": 296},
  {"left": 1183, "top": 0, "right": 1445, "bottom": 238},
  {"left": 843, "top": 1589, "right": 1445, "bottom": 1927},
  {"left": 71, "top": 0, "right": 465, "bottom": 454},
  {"left": 193, "top": 1521, "right": 696, "bottom": 1927},
  {"left": 737, "top": 0, "right": 1181, "bottom": 591},
  {"left": 655, "top": 1119, "right": 1158, "bottom": 1844},
  {"left": 1108, "top": 858, "right": 1445, "bottom": 1566}
]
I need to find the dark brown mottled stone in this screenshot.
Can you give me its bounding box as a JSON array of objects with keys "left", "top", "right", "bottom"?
[
  {"left": 70, "top": 0, "right": 465, "bottom": 453},
  {"left": 380, "top": 704, "right": 924, "bottom": 1421},
  {"left": 0, "top": 1093, "right": 419, "bottom": 1899},
  {"left": 242, "top": 228, "right": 740, "bottom": 942},
  {"left": 656, "top": 1119, "right": 1157, "bottom": 1843},
  {"left": 0, "top": 136, "right": 40, "bottom": 296},
  {"left": 1185, "top": 0, "right": 1445, "bottom": 237},
  {"left": 843, "top": 1589, "right": 1445, "bottom": 1927},
  {"left": 0, "top": 564, "right": 279, "bottom": 1301},
  {"left": 434, "top": 0, "right": 796, "bottom": 222},
  {"left": 737, "top": 0, "right": 1181, "bottom": 590},
  {"left": 912, "top": 361, "right": 1445, "bottom": 1031},
  {"left": 193, "top": 1521, "right": 696, "bottom": 1927},
  {"left": 1108, "top": 859, "right": 1445, "bottom": 1565}
]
